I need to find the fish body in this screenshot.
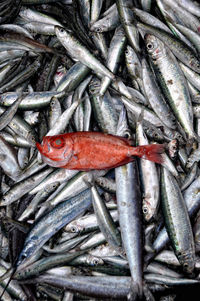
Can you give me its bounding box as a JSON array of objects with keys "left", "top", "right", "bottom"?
[
  {"left": 145, "top": 34, "right": 196, "bottom": 140},
  {"left": 160, "top": 167, "right": 195, "bottom": 273},
  {"left": 36, "top": 131, "right": 164, "bottom": 170},
  {"left": 54, "top": 26, "right": 114, "bottom": 80}
]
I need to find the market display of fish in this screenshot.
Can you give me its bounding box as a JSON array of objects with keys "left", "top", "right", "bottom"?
[{"left": 0, "top": 0, "right": 200, "bottom": 300}]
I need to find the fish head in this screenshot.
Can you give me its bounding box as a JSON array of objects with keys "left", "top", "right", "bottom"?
[
  {"left": 64, "top": 221, "right": 84, "bottom": 233},
  {"left": 17, "top": 239, "right": 37, "bottom": 268},
  {"left": 55, "top": 26, "right": 66, "bottom": 37},
  {"left": 143, "top": 202, "right": 155, "bottom": 222},
  {"left": 144, "top": 34, "right": 164, "bottom": 61},
  {"left": 54, "top": 26, "right": 72, "bottom": 41},
  {"left": 189, "top": 58, "right": 200, "bottom": 74},
  {"left": 36, "top": 135, "right": 73, "bottom": 167},
  {"left": 87, "top": 255, "right": 104, "bottom": 266}
]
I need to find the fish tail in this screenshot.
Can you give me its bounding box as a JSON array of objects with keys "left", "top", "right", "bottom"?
[
  {"left": 131, "top": 144, "right": 165, "bottom": 164},
  {"left": 128, "top": 281, "right": 143, "bottom": 301}
]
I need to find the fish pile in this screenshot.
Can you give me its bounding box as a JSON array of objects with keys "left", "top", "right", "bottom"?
[{"left": 1, "top": 0, "right": 200, "bottom": 300}]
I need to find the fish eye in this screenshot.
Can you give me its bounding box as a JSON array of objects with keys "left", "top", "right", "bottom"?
[
  {"left": 92, "top": 258, "right": 99, "bottom": 265},
  {"left": 143, "top": 206, "right": 148, "bottom": 215},
  {"left": 59, "top": 27, "right": 65, "bottom": 34},
  {"left": 50, "top": 137, "right": 65, "bottom": 149},
  {"left": 147, "top": 43, "right": 153, "bottom": 50},
  {"left": 124, "top": 131, "right": 131, "bottom": 139},
  {"left": 50, "top": 99, "right": 56, "bottom": 106},
  {"left": 183, "top": 261, "right": 190, "bottom": 269},
  {"left": 71, "top": 226, "right": 78, "bottom": 233}
]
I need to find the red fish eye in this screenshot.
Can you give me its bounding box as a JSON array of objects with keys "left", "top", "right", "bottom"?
[{"left": 50, "top": 137, "right": 65, "bottom": 149}]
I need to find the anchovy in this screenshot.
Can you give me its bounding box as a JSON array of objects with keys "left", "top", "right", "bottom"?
[
  {"left": 145, "top": 34, "right": 196, "bottom": 140},
  {"left": 55, "top": 26, "right": 115, "bottom": 80}
]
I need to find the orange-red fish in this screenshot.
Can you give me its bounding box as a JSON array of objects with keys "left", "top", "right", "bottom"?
[{"left": 36, "top": 132, "right": 164, "bottom": 170}]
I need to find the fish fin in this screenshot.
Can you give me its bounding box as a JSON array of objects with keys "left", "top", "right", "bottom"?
[
  {"left": 131, "top": 144, "right": 165, "bottom": 164},
  {"left": 127, "top": 281, "right": 143, "bottom": 301},
  {"left": 36, "top": 142, "right": 43, "bottom": 153},
  {"left": 127, "top": 281, "right": 155, "bottom": 301}
]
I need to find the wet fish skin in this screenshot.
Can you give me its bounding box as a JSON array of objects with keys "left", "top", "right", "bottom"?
[
  {"left": 99, "top": 25, "right": 127, "bottom": 95},
  {"left": 116, "top": 0, "right": 140, "bottom": 53},
  {"left": 23, "top": 274, "right": 132, "bottom": 299},
  {"left": 115, "top": 161, "right": 143, "bottom": 298},
  {"left": 141, "top": 58, "right": 176, "bottom": 130},
  {"left": 0, "top": 135, "right": 22, "bottom": 181},
  {"left": 161, "top": 167, "right": 195, "bottom": 273},
  {"left": 54, "top": 26, "right": 115, "bottom": 80},
  {"left": 37, "top": 131, "right": 165, "bottom": 170},
  {"left": 16, "top": 189, "right": 92, "bottom": 267},
  {"left": 145, "top": 34, "right": 196, "bottom": 140},
  {"left": 90, "top": 5, "right": 119, "bottom": 33},
  {"left": 136, "top": 118, "right": 160, "bottom": 222},
  {"left": 137, "top": 22, "right": 200, "bottom": 74},
  {"left": 0, "top": 167, "right": 53, "bottom": 206},
  {"left": 14, "top": 251, "right": 85, "bottom": 280},
  {"left": 89, "top": 183, "right": 122, "bottom": 254},
  {"left": 0, "top": 95, "right": 24, "bottom": 131},
  {"left": 89, "top": 78, "right": 118, "bottom": 135}
]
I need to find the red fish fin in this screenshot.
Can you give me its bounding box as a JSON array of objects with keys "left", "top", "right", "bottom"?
[
  {"left": 131, "top": 144, "right": 165, "bottom": 164},
  {"left": 36, "top": 142, "right": 43, "bottom": 154}
]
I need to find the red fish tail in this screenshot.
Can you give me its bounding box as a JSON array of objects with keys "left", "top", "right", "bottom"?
[{"left": 131, "top": 144, "right": 165, "bottom": 164}]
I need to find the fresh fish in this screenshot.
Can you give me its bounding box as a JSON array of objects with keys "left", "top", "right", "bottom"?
[
  {"left": 36, "top": 131, "right": 165, "bottom": 169},
  {"left": 145, "top": 34, "right": 196, "bottom": 140},
  {"left": 55, "top": 26, "right": 115, "bottom": 80},
  {"left": 137, "top": 22, "right": 200, "bottom": 74},
  {"left": 116, "top": 0, "right": 140, "bottom": 52},
  {"left": 142, "top": 58, "right": 176, "bottom": 129},
  {"left": 136, "top": 118, "right": 160, "bottom": 221},
  {"left": 161, "top": 167, "right": 195, "bottom": 273},
  {"left": 115, "top": 110, "right": 143, "bottom": 299},
  {"left": 89, "top": 183, "right": 122, "bottom": 254}
]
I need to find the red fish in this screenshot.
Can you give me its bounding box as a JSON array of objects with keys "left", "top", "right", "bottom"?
[{"left": 36, "top": 132, "right": 164, "bottom": 170}]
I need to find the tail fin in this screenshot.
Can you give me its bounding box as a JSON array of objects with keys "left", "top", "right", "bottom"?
[
  {"left": 127, "top": 281, "right": 143, "bottom": 301},
  {"left": 131, "top": 144, "right": 165, "bottom": 164}
]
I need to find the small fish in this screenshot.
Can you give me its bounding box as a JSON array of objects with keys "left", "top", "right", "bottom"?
[{"left": 36, "top": 131, "right": 165, "bottom": 170}]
